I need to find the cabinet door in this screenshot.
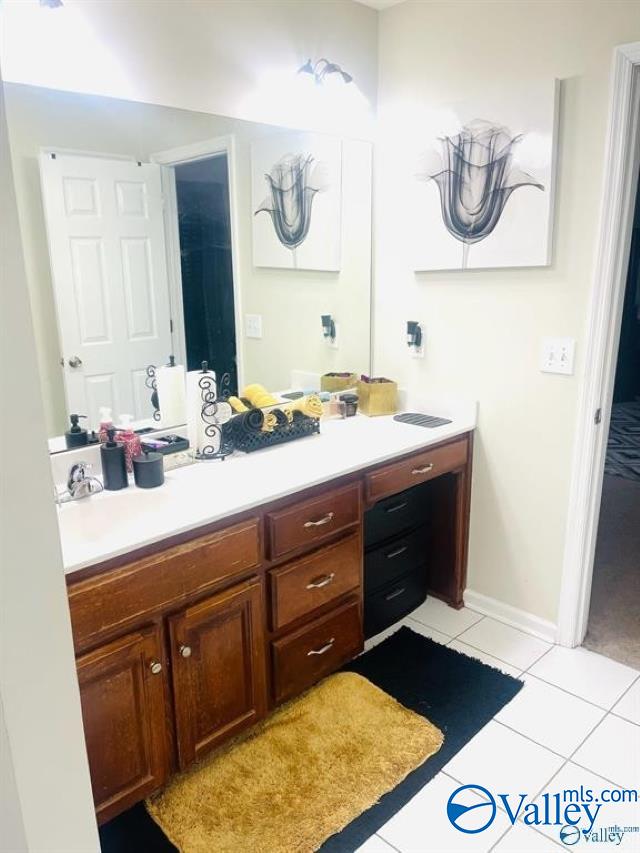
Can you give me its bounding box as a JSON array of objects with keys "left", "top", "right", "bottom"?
[
  {"left": 169, "top": 577, "right": 267, "bottom": 768},
  {"left": 76, "top": 625, "right": 169, "bottom": 824}
]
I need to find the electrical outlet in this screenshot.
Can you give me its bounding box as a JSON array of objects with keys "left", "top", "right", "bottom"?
[
  {"left": 245, "top": 314, "right": 262, "bottom": 339},
  {"left": 540, "top": 337, "right": 576, "bottom": 375}
]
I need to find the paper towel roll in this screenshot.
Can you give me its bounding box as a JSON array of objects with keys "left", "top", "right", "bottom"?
[
  {"left": 156, "top": 358, "right": 186, "bottom": 428},
  {"left": 186, "top": 363, "right": 217, "bottom": 456}
]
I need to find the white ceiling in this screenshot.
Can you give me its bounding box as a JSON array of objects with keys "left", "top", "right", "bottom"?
[{"left": 353, "top": 0, "right": 405, "bottom": 10}]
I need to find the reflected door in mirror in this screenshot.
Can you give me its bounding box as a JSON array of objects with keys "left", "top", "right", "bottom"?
[{"left": 40, "top": 152, "right": 174, "bottom": 426}]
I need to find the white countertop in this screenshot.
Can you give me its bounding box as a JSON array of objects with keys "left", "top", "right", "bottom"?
[{"left": 57, "top": 403, "right": 476, "bottom": 575}]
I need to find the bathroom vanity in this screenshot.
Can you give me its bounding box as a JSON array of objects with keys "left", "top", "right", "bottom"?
[{"left": 60, "top": 415, "right": 474, "bottom": 823}]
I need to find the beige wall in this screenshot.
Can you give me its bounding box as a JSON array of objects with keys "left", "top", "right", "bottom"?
[
  {"left": 0, "top": 72, "right": 99, "bottom": 852},
  {"left": 5, "top": 83, "right": 372, "bottom": 435},
  {"left": 375, "top": 0, "right": 640, "bottom": 624},
  {"left": 0, "top": 0, "right": 377, "bottom": 133}
]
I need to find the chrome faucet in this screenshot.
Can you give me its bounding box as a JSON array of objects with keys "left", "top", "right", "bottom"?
[{"left": 55, "top": 462, "right": 103, "bottom": 504}]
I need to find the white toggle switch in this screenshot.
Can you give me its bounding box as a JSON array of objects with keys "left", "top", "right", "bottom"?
[
  {"left": 245, "top": 314, "right": 263, "bottom": 339},
  {"left": 540, "top": 337, "right": 576, "bottom": 375}
]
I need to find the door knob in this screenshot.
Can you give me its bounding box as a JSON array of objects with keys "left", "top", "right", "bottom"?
[
  {"left": 179, "top": 645, "right": 192, "bottom": 658},
  {"left": 68, "top": 356, "right": 83, "bottom": 368},
  {"left": 149, "top": 661, "right": 163, "bottom": 674}
]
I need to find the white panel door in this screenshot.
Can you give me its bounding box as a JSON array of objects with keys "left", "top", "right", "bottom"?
[{"left": 40, "top": 152, "right": 173, "bottom": 428}]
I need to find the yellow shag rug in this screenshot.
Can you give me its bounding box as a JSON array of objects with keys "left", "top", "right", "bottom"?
[{"left": 147, "top": 671, "right": 443, "bottom": 853}]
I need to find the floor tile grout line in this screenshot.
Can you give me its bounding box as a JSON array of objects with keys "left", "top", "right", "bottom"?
[
  {"left": 449, "top": 636, "right": 549, "bottom": 675},
  {"left": 460, "top": 608, "right": 556, "bottom": 646},
  {"left": 492, "top": 718, "right": 602, "bottom": 763},
  {"left": 608, "top": 671, "right": 640, "bottom": 711},
  {"left": 372, "top": 831, "right": 402, "bottom": 853},
  {"left": 514, "top": 669, "right": 634, "bottom": 714}
]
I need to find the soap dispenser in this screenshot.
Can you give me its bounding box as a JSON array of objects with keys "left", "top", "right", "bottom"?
[
  {"left": 65, "top": 414, "right": 89, "bottom": 449},
  {"left": 100, "top": 428, "right": 128, "bottom": 491}
]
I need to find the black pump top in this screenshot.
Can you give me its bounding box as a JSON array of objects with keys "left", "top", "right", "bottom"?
[
  {"left": 105, "top": 427, "right": 118, "bottom": 447},
  {"left": 68, "top": 414, "right": 86, "bottom": 433},
  {"left": 201, "top": 360, "right": 209, "bottom": 373},
  {"left": 168, "top": 354, "right": 176, "bottom": 367}
]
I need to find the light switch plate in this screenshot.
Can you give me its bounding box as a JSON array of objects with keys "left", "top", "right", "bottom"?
[
  {"left": 540, "top": 337, "right": 576, "bottom": 375},
  {"left": 245, "top": 314, "right": 262, "bottom": 339}
]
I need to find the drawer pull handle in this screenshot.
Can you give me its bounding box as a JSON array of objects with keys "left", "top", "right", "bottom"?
[
  {"left": 179, "top": 645, "right": 192, "bottom": 659},
  {"left": 304, "top": 512, "right": 334, "bottom": 528},
  {"left": 149, "top": 661, "right": 163, "bottom": 675},
  {"left": 307, "top": 638, "right": 335, "bottom": 656},
  {"left": 306, "top": 573, "right": 336, "bottom": 590},
  {"left": 385, "top": 501, "right": 408, "bottom": 514},
  {"left": 411, "top": 463, "right": 434, "bottom": 475},
  {"left": 386, "top": 545, "right": 408, "bottom": 560},
  {"left": 385, "top": 587, "right": 406, "bottom": 601}
]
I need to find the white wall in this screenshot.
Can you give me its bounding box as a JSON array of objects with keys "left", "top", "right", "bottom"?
[
  {"left": 0, "top": 72, "right": 99, "bottom": 852},
  {"left": 375, "top": 0, "right": 640, "bottom": 625}
]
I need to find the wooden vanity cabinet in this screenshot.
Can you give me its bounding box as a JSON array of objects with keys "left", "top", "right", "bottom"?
[
  {"left": 76, "top": 625, "right": 169, "bottom": 824},
  {"left": 169, "top": 577, "right": 267, "bottom": 769},
  {"left": 67, "top": 432, "right": 473, "bottom": 823}
]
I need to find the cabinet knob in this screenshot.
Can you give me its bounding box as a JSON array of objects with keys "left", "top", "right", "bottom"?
[
  {"left": 179, "top": 645, "right": 192, "bottom": 658},
  {"left": 150, "top": 661, "right": 162, "bottom": 675}
]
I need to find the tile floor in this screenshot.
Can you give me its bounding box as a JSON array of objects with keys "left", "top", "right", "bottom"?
[{"left": 359, "top": 598, "right": 640, "bottom": 853}]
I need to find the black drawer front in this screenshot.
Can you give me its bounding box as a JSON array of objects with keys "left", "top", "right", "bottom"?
[
  {"left": 365, "top": 524, "right": 428, "bottom": 595},
  {"left": 364, "top": 568, "right": 428, "bottom": 640},
  {"left": 364, "top": 482, "right": 429, "bottom": 548}
]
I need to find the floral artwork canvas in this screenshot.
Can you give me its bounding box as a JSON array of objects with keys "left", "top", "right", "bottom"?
[
  {"left": 252, "top": 132, "right": 342, "bottom": 271},
  {"left": 412, "top": 80, "right": 559, "bottom": 271}
]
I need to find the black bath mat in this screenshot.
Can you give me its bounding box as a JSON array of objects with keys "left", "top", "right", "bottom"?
[{"left": 99, "top": 626, "right": 522, "bottom": 853}]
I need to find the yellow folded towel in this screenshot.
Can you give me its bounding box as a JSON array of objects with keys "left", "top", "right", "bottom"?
[
  {"left": 242, "top": 384, "right": 278, "bottom": 408},
  {"left": 288, "top": 394, "right": 323, "bottom": 419},
  {"left": 228, "top": 396, "right": 249, "bottom": 413},
  {"left": 261, "top": 412, "right": 278, "bottom": 433}
]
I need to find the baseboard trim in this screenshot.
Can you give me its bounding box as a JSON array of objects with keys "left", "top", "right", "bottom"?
[{"left": 464, "top": 589, "right": 558, "bottom": 644}]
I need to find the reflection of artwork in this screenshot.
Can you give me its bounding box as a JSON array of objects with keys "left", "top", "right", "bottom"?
[
  {"left": 413, "top": 81, "right": 558, "bottom": 271},
  {"left": 252, "top": 133, "right": 341, "bottom": 271}
]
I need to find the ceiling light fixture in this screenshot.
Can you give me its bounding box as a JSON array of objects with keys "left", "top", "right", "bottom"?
[
  {"left": 298, "top": 58, "right": 353, "bottom": 85},
  {"left": 39, "top": 0, "right": 64, "bottom": 7}
]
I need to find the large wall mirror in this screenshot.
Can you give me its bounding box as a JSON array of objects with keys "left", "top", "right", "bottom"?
[{"left": 4, "top": 83, "right": 372, "bottom": 446}]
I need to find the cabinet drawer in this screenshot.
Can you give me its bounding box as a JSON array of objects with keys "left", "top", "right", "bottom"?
[
  {"left": 270, "top": 534, "right": 361, "bottom": 630},
  {"left": 266, "top": 483, "right": 360, "bottom": 559},
  {"left": 364, "top": 568, "right": 428, "bottom": 640},
  {"left": 272, "top": 599, "right": 362, "bottom": 703},
  {"left": 364, "top": 524, "right": 428, "bottom": 595},
  {"left": 365, "top": 438, "right": 468, "bottom": 504},
  {"left": 69, "top": 518, "right": 260, "bottom": 651},
  {"left": 364, "top": 482, "right": 430, "bottom": 548}
]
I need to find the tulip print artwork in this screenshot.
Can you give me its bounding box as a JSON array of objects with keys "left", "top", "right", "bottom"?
[
  {"left": 413, "top": 82, "right": 558, "bottom": 271},
  {"left": 252, "top": 132, "right": 342, "bottom": 271}
]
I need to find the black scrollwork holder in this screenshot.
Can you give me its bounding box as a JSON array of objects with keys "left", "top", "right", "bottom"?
[
  {"left": 196, "top": 371, "right": 234, "bottom": 461},
  {"left": 145, "top": 365, "right": 161, "bottom": 421}
]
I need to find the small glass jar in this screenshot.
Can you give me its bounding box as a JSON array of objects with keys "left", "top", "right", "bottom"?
[{"left": 339, "top": 393, "right": 359, "bottom": 417}]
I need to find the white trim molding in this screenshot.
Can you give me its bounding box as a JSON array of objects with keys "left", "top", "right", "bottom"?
[
  {"left": 151, "top": 135, "right": 245, "bottom": 388},
  {"left": 557, "top": 42, "right": 640, "bottom": 647},
  {"left": 464, "top": 590, "right": 557, "bottom": 644}
]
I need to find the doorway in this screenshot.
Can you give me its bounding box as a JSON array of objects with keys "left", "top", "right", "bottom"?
[
  {"left": 174, "top": 154, "right": 238, "bottom": 394},
  {"left": 558, "top": 44, "right": 640, "bottom": 649},
  {"left": 582, "top": 174, "right": 640, "bottom": 668}
]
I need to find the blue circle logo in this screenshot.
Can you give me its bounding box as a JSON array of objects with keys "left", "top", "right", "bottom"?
[
  {"left": 560, "top": 825, "right": 581, "bottom": 846},
  {"left": 446, "top": 784, "right": 497, "bottom": 834}
]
